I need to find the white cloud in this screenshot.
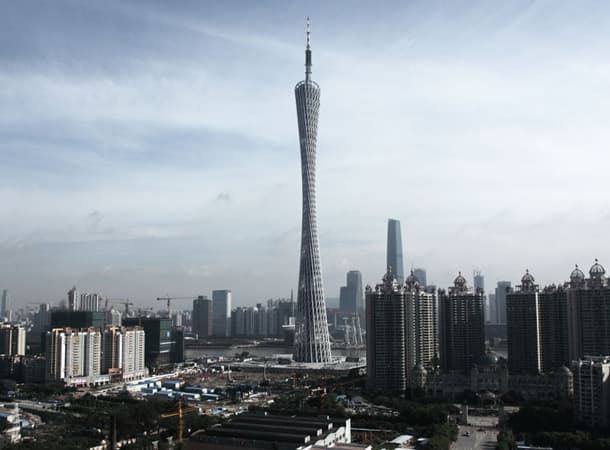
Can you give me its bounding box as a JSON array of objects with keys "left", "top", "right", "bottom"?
[{"left": 2, "top": 1, "right": 610, "bottom": 305}]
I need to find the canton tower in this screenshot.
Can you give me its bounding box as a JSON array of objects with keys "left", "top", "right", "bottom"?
[{"left": 293, "top": 19, "right": 332, "bottom": 363}]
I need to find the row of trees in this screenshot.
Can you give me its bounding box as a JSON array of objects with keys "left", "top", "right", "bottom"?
[{"left": 501, "top": 400, "right": 610, "bottom": 450}]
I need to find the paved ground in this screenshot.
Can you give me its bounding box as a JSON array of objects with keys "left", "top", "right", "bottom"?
[{"left": 452, "top": 415, "right": 499, "bottom": 450}]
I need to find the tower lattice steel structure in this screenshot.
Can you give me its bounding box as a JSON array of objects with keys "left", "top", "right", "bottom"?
[{"left": 293, "top": 19, "right": 332, "bottom": 363}]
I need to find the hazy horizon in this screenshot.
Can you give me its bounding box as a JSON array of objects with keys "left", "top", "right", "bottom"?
[{"left": 2, "top": 1, "right": 610, "bottom": 308}]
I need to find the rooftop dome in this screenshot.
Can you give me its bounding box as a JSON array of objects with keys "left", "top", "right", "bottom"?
[
  {"left": 590, "top": 259, "right": 606, "bottom": 278},
  {"left": 382, "top": 267, "right": 399, "bottom": 291},
  {"left": 405, "top": 270, "right": 420, "bottom": 288},
  {"left": 570, "top": 264, "right": 585, "bottom": 281},
  {"left": 521, "top": 269, "right": 535, "bottom": 286},
  {"left": 454, "top": 271, "right": 467, "bottom": 288}
]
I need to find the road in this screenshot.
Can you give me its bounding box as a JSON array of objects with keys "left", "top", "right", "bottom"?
[{"left": 452, "top": 415, "right": 499, "bottom": 450}]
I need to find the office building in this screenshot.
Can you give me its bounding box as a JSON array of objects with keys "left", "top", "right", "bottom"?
[
  {"left": 212, "top": 290, "right": 232, "bottom": 337},
  {"left": 506, "top": 270, "right": 542, "bottom": 374},
  {"left": 386, "top": 219, "right": 404, "bottom": 285},
  {"left": 339, "top": 270, "right": 364, "bottom": 316},
  {"left": 45, "top": 327, "right": 103, "bottom": 385},
  {"left": 492, "top": 281, "right": 512, "bottom": 325},
  {"left": 293, "top": 22, "right": 332, "bottom": 363},
  {"left": 123, "top": 317, "right": 174, "bottom": 368},
  {"left": 192, "top": 296, "right": 212, "bottom": 338},
  {"left": 0, "top": 325, "right": 25, "bottom": 356},
  {"left": 572, "top": 356, "right": 610, "bottom": 428},
  {"left": 50, "top": 310, "right": 106, "bottom": 330},
  {"left": 413, "top": 268, "right": 427, "bottom": 287},
  {"left": 103, "top": 326, "right": 147, "bottom": 382},
  {"left": 404, "top": 271, "right": 438, "bottom": 380},
  {"left": 366, "top": 269, "right": 407, "bottom": 393},
  {"left": 439, "top": 273, "right": 485, "bottom": 374},
  {"left": 473, "top": 271, "right": 484, "bottom": 293},
  {"left": 0, "top": 290, "right": 7, "bottom": 319},
  {"left": 487, "top": 293, "right": 496, "bottom": 324},
  {"left": 567, "top": 260, "right": 610, "bottom": 361},
  {"left": 473, "top": 271, "right": 485, "bottom": 323}
]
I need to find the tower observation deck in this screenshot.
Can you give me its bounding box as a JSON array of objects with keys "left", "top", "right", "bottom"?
[{"left": 293, "top": 19, "right": 332, "bottom": 363}]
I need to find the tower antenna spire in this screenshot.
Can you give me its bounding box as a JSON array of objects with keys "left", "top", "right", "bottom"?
[{"left": 305, "top": 17, "right": 312, "bottom": 81}]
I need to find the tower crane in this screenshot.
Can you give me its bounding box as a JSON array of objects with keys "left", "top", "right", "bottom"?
[
  {"left": 156, "top": 296, "right": 194, "bottom": 317},
  {"left": 160, "top": 400, "right": 199, "bottom": 445},
  {"left": 105, "top": 298, "right": 134, "bottom": 315}
]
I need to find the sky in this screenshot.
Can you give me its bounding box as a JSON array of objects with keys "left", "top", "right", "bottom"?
[{"left": 2, "top": 0, "right": 610, "bottom": 308}]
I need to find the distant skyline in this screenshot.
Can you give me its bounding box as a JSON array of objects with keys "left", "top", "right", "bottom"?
[{"left": 2, "top": 1, "right": 610, "bottom": 306}]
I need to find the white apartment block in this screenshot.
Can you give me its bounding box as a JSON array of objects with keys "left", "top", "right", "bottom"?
[
  {"left": 46, "top": 327, "right": 105, "bottom": 386},
  {"left": 572, "top": 356, "right": 610, "bottom": 428},
  {"left": 103, "top": 326, "right": 147, "bottom": 381}
]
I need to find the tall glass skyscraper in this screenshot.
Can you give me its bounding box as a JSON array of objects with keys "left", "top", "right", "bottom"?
[
  {"left": 339, "top": 270, "right": 364, "bottom": 315},
  {"left": 212, "top": 290, "right": 232, "bottom": 337},
  {"left": 387, "top": 219, "right": 405, "bottom": 285},
  {"left": 293, "top": 20, "right": 332, "bottom": 363}
]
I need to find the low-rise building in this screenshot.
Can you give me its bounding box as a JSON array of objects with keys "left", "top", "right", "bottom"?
[{"left": 186, "top": 413, "right": 351, "bottom": 450}]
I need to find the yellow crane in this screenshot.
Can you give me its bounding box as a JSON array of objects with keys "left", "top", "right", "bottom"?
[{"left": 160, "top": 400, "right": 199, "bottom": 446}]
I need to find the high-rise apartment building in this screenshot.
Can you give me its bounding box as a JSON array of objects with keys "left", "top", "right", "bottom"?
[
  {"left": 506, "top": 270, "right": 542, "bottom": 374},
  {"left": 106, "top": 308, "right": 122, "bottom": 327},
  {"left": 293, "top": 21, "right": 332, "bottom": 363},
  {"left": 232, "top": 307, "right": 246, "bottom": 336},
  {"left": 366, "top": 270, "right": 407, "bottom": 394},
  {"left": 439, "top": 273, "right": 485, "bottom": 374},
  {"left": 103, "top": 326, "right": 146, "bottom": 381},
  {"left": 192, "top": 296, "right": 212, "bottom": 338},
  {"left": 566, "top": 260, "right": 610, "bottom": 362},
  {"left": 0, "top": 325, "right": 26, "bottom": 356},
  {"left": 473, "top": 271, "right": 484, "bottom": 293},
  {"left": 339, "top": 271, "right": 364, "bottom": 316},
  {"left": 212, "top": 290, "right": 232, "bottom": 337},
  {"left": 386, "top": 219, "right": 404, "bottom": 285},
  {"left": 79, "top": 293, "right": 102, "bottom": 312},
  {"left": 572, "top": 356, "right": 610, "bottom": 428},
  {"left": 539, "top": 284, "right": 569, "bottom": 371},
  {"left": 404, "top": 271, "right": 438, "bottom": 380},
  {"left": 244, "top": 307, "right": 256, "bottom": 336},
  {"left": 45, "top": 327, "right": 102, "bottom": 384},
  {"left": 493, "top": 281, "right": 512, "bottom": 325},
  {"left": 67, "top": 286, "right": 78, "bottom": 311}
]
